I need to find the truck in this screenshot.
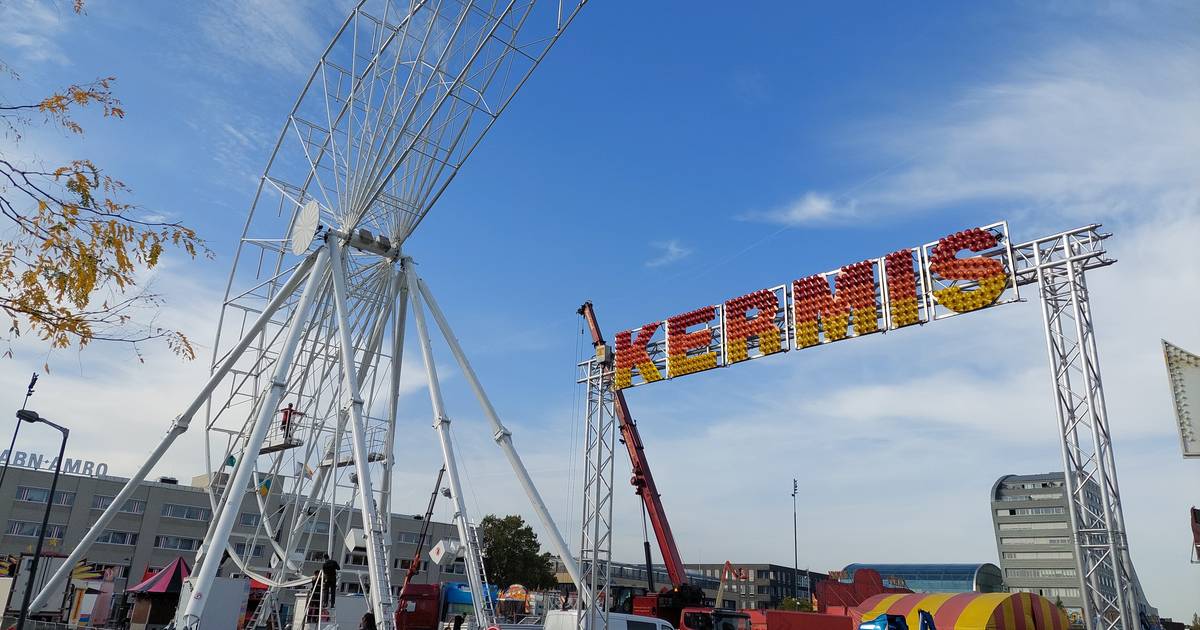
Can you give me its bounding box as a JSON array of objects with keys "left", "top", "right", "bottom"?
[
  {"left": 578, "top": 303, "right": 752, "bottom": 630},
  {"left": 7, "top": 554, "right": 70, "bottom": 619}
]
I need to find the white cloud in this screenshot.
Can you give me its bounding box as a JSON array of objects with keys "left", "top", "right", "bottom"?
[
  {"left": 197, "top": 0, "right": 332, "bottom": 77},
  {"left": 0, "top": 0, "right": 71, "bottom": 66},
  {"left": 739, "top": 192, "right": 859, "bottom": 226},
  {"left": 645, "top": 239, "right": 693, "bottom": 268},
  {"left": 857, "top": 41, "right": 1200, "bottom": 222}
]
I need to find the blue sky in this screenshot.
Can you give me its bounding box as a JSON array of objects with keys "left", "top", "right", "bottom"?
[{"left": 2, "top": 0, "right": 1199, "bottom": 618}]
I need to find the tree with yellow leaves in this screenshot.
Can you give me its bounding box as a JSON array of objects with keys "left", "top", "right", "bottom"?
[{"left": 0, "top": 2, "right": 207, "bottom": 360}]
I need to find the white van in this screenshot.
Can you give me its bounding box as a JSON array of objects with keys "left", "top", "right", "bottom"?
[{"left": 543, "top": 609, "right": 675, "bottom": 630}]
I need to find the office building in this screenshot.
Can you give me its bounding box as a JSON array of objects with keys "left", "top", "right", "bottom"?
[
  {"left": 685, "top": 563, "right": 824, "bottom": 610},
  {"left": 990, "top": 472, "right": 1112, "bottom": 624},
  {"left": 0, "top": 464, "right": 459, "bottom": 615}
]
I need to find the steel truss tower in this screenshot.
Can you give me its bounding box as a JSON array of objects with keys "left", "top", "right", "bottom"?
[
  {"left": 1012, "top": 227, "right": 1142, "bottom": 630},
  {"left": 577, "top": 225, "right": 1152, "bottom": 630},
  {"left": 576, "top": 349, "right": 617, "bottom": 630}
]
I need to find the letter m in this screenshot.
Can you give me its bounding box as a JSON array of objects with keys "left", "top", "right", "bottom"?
[
  {"left": 792, "top": 260, "right": 880, "bottom": 348},
  {"left": 62, "top": 459, "right": 82, "bottom": 475}
]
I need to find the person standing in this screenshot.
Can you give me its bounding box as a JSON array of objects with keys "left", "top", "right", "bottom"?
[
  {"left": 320, "top": 553, "right": 340, "bottom": 609},
  {"left": 453, "top": 613, "right": 465, "bottom": 630},
  {"left": 360, "top": 612, "right": 377, "bottom": 630}
]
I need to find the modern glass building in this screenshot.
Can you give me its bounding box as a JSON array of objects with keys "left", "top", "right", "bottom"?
[{"left": 842, "top": 563, "right": 1004, "bottom": 593}]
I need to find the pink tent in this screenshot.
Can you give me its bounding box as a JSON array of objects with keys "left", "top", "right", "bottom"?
[{"left": 127, "top": 557, "right": 190, "bottom": 594}]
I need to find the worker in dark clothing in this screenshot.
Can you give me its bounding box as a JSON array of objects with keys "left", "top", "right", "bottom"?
[
  {"left": 320, "top": 553, "right": 339, "bottom": 609},
  {"left": 360, "top": 612, "right": 377, "bottom": 630},
  {"left": 453, "top": 613, "right": 465, "bottom": 630}
]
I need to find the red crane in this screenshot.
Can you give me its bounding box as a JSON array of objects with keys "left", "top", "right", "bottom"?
[
  {"left": 400, "top": 467, "right": 446, "bottom": 591},
  {"left": 577, "top": 302, "right": 749, "bottom": 630}
]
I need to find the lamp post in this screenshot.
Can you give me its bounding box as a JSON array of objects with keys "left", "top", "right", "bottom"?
[
  {"left": 14, "top": 408, "right": 68, "bottom": 630},
  {"left": 0, "top": 373, "right": 39, "bottom": 493},
  {"left": 792, "top": 478, "right": 798, "bottom": 600}
]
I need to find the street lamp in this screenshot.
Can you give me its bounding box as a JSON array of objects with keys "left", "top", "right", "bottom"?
[
  {"left": 791, "top": 478, "right": 798, "bottom": 600},
  {"left": 14, "top": 408, "right": 68, "bottom": 630},
  {"left": 0, "top": 373, "right": 39, "bottom": 493}
]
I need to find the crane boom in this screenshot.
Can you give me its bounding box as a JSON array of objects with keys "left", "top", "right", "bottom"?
[
  {"left": 401, "top": 467, "right": 446, "bottom": 592},
  {"left": 577, "top": 301, "right": 689, "bottom": 589}
]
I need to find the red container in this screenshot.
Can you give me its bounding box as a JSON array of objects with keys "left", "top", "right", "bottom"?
[{"left": 748, "top": 610, "right": 854, "bottom": 630}]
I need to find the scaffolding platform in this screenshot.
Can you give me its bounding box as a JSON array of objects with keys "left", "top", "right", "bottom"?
[{"left": 319, "top": 452, "right": 386, "bottom": 469}]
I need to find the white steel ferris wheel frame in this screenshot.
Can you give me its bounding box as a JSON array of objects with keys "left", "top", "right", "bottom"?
[{"left": 30, "top": 0, "right": 590, "bottom": 626}]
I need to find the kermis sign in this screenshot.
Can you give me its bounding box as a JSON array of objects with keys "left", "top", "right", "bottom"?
[{"left": 615, "top": 221, "right": 1019, "bottom": 390}]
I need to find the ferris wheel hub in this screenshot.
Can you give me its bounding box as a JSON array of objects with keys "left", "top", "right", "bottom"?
[{"left": 324, "top": 228, "right": 401, "bottom": 260}]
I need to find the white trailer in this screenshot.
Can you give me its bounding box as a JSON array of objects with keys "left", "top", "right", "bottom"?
[{"left": 7, "top": 556, "right": 69, "bottom": 618}]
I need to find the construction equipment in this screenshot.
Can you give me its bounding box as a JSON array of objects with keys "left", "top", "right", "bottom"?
[
  {"left": 713, "top": 562, "right": 748, "bottom": 610},
  {"left": 401, "top": 467, "right": 447, "bottom": 594},
  {"left": 578, "top": 302, "right": 751, "bottom": 630}
]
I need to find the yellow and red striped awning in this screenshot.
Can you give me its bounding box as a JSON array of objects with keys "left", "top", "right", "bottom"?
[{"left": 854, "top": 592, "right": 1068, "bottom": 630}]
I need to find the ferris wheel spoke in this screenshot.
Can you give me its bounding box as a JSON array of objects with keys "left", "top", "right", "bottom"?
[
  {"left": 350, "top": 3, "right": 440, "bottom": 206},
  {"left": 287, "top": 117, "right": 340, "bottom": 223},
  {"left": 350, "top": 1, "right": 476, "bottom": 228}
]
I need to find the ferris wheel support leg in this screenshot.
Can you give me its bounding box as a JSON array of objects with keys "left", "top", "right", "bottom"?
[
  {"left": 406, "top": 264, "right": 493, "bottom": 628},
  {"left": 380, "top": 268, "right": 410, "bottom": 566},
  {"left": 182, "top": 248, "right": 330, "bottom": 628},
  {"left": 28, "top": 252, "right": 321, "bottom": 613},
  {"left": 412, "top": 271, "right": 588, "bottom": 597},
  {"left": 328, "top": 237, "right": 396, "bottom": 629}
]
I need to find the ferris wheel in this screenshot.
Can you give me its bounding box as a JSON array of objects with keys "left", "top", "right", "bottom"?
[{"left": 31, "top": 1, "right": 589, "bottom": 628}]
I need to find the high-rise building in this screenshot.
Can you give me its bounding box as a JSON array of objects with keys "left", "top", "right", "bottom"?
[{"left": 990, "top": 472, "right": 1114, "bottom": 625}]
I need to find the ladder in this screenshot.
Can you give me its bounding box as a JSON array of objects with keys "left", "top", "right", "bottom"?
[
  {"left": 464, "top": 521, "right": 498, "bottom": 627},
  {"left": 366, "top": 502, "right": 396, "bottom": 627},
  {"left": 304, "top": 572, "right": 338, "bottom": 629},
  {"left": 246, "top": 587, "right": 283, "bottom": 628}
]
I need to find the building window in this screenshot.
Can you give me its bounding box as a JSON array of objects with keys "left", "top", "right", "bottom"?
[
  {"left": 95, "top": 530, "right": 138, "bottom": 546},
  {"left": 999, "top": 493, "right": 1061, "bottom": 502},
  {"left": 1006, "top": 568, "right": 1077, "bottom": 579},
  {"left": 1002, "top": 551, "right": 1073, "bottom": 560},
  {"left": 161, "top": 504, "right": 212, "bottom": 521},
  {"left": 6, "top": 520, "right": 64, "bottom": 539},
  {"left": 92, "top": 495, "right": 148, "bottom": 514},
  {"left": 996, "top": 507, "right": 1066, "bottom": 516},
  {"left": 16, "top": 486, "right": 74, "bottom": 506},
  {"left": 306, "top": 550, "right": 327, "bottom": 562},
  {"left": 395, "top": 531, "right": 422, "bottom": 544},
  {"left": 1022, "top": 587, "right": 1080, "bottom": 598},
  {"left": 155, "top": 535, "right": 201, "bottom": 551},
  {"left": 239, "top": 513, "right": 261, "bottom": 527},
  {"left": 998, "top": 522, "right": 1068, "bottom": 531},
  {"left": 1000, "top": 537, "right": 1072, "bottom": 545},
  {"left": 234, "top": 542, "right": 265, "bottom": 558},
  {"left": 303, "top": 520, "right": 330, "bottom": 534},
  {"left": 756, "top": 586, "right": 768, "bottom": 595}
]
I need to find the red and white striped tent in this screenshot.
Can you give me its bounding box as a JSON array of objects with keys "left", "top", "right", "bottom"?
[
  {"left": 854, "top": 592, "right": 1070, "bottom": 630},
  {"left": 127, "top": 557, "right": 190, "bottom": 594}
]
